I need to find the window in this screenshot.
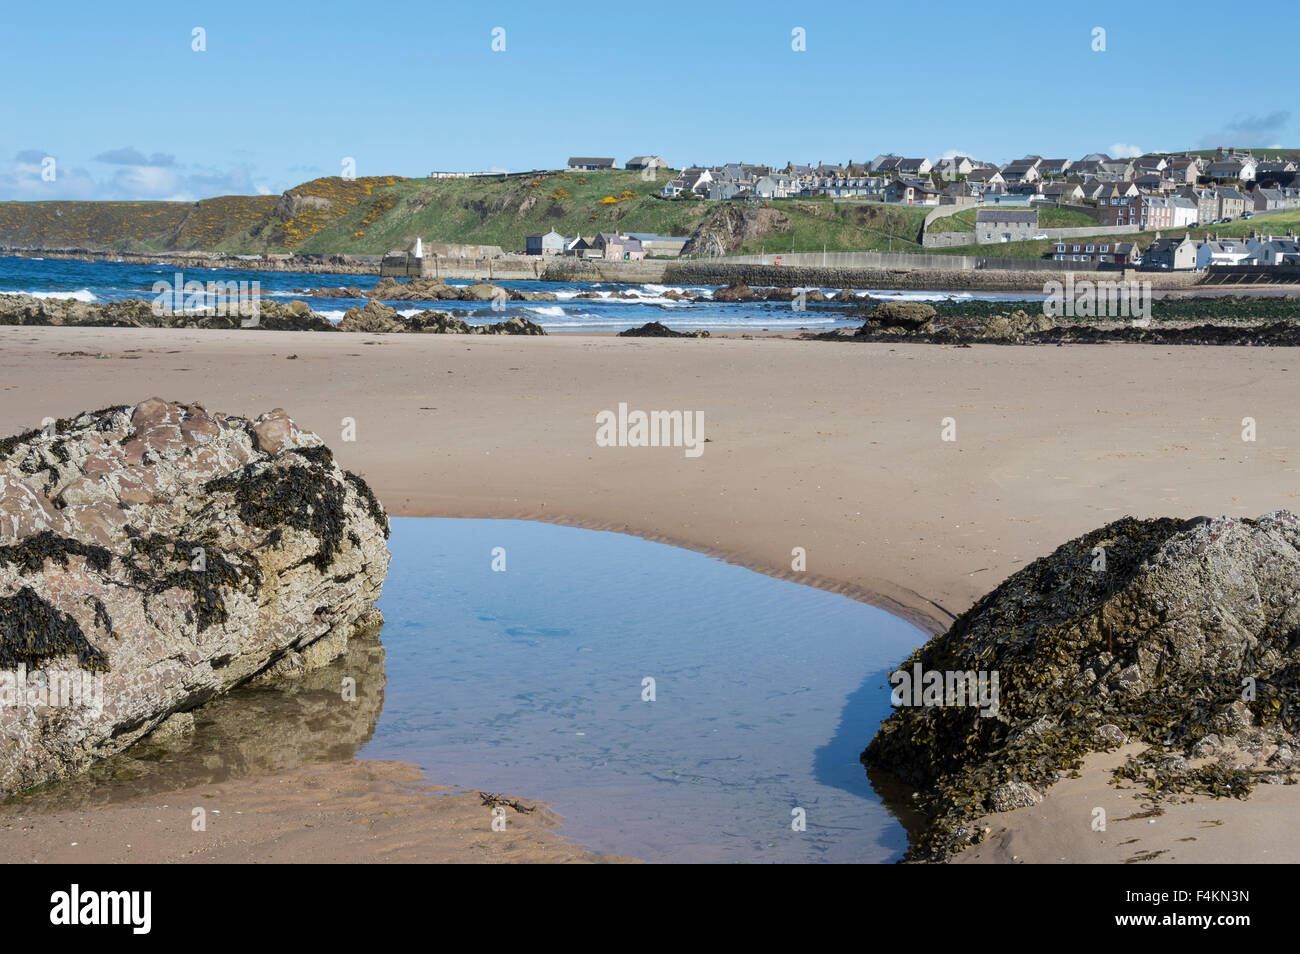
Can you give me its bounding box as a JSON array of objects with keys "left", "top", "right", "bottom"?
[
  {"left": 1086, "top": 245, "right": 1095, "bottom": 253},
  {"left": 1100, "top": 245, "right": 1109, "bottom": 252}
]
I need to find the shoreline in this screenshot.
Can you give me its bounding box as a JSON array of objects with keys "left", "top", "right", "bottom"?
[{"left": 4, "top": 325, "right": 1300, "bottom": 861}]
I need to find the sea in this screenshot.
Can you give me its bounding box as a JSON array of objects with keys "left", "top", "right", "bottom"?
[{"left": 0, "top": 254, "right": 1040, "bottom": 333}]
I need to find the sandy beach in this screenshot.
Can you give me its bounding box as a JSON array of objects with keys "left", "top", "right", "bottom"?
[{"left": 3, "top": 323, "right": 1299, "bottom": 862}]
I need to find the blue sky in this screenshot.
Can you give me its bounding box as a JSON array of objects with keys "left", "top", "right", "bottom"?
[{"left": 1, "top": 0, "right": 1294, "bottom": 201}]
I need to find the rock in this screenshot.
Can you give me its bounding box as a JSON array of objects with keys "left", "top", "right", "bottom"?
[
  {"left": 711, "top": 282, "right": 760, "bottom": 303},
  {"left": 858, "top": 300, "right": 937, "bottom": 334},
  {"left": 0, "top": 400, "right": 390, "bottom": 796},
  {"left": 617, "top": 322, "right": 709, "bottom": 338},
  {"left": 1097, "top": 724, "right": 1128, "bottom": 745},
  {"left": 458, "top": 282, "right": 507, "bottom": 302},
  {"left": 865, "top": 510, "right": 1300, "bottom": 860},
  {"left": 339, "top": 300, "right": 405, "bottom": 333},
  {"left": 476, "top": 315, "right": 546, "bottom": 336},
  {"left": 979, "top": 309, "right": 1056, "bottom": 340},
  {"left": 988, "top": 781, "right": 1043, "bottom": 812},
  {"left": 367, "top": 277, "right": 453, "bottom": 301}
]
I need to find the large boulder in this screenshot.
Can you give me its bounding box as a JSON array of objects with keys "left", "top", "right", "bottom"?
[
  {"left": 0, "top": 400, "right": 390, "bottom": 796},
  {"left": 865, "top": 511, "right": 1300, "bottom": 859},
  {"left": 857, "top": 300, "right": 937, "bottom": 334}
]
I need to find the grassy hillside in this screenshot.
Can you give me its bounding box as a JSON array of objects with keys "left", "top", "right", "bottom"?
[{"left": 729, "top": 199, "right": 929, "bottom": 254}]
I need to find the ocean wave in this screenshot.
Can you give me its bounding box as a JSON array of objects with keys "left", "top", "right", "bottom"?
[{"left": 23, "top": 288, "right": 98, "bottom": 302}]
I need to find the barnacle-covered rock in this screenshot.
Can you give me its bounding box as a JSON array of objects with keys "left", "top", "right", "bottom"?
[{"left": 0, "top": 399, "right": 389, "bottom": 796}]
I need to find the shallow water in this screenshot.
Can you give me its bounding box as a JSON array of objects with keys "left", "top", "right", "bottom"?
[
  {"left": 6, "top": 518, "right": 927, "bottom": 863},
  {"left": 360, "top": 518, "right": 925, "bottom": 862}
]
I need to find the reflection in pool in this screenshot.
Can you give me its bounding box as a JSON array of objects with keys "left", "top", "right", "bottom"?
[
  {"left": 361, "top": 518, "right": 926, "bottom": 863},
  {"left": 6, "top": 517, "right": 927, "bottom": 863}
]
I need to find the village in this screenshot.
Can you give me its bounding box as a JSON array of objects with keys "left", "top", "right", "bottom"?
[{"left": 513, "top": 151, "right": 1300, "bottom": 271}]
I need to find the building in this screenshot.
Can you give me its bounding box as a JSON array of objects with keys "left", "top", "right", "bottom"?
[
  {"left": 568, "top": 157, "right": 616, "bottom": 171},
  {"left": 1206, "top": 157, "right": 1257, "bottom": 182},
  {"left": 1246, "top": 234, "right": 1300, "bottom": 265},
  {"left": 593, "top": 232, "right": 645, "bottom": 261},
  {"left": 753, "top": 174, "right": 799, "bottom": 199},
  {"left": 525, "top": 228, "right": 568, "bottom": 256},
  {"left": 975, "top": 208, "right": 1038, "bottom": 242},
  {"left": 625, "top": 232, "right": 690, "bottom": 257},
  {"left": 1216, "top": 187, "right": 1249, "bottom": 220},
  {"left": 1051, "top": 239, "right": 1139, "bottom": 265},
  {"left": 1253, "top": 188, "right": 1286, "bottom": 211},
  {"left": 1142, "top": 233, "right": 1198, "bottom": 270},
  {"left": 1001, "top": 157, "right": 1042, "bottom": 183},
  {"left": 884, "top": 175, "right": 940, "bottom": 205},
  {"left": 1170, "top": 196, "right": 1199, "bottom": 227},
  {"left": 1196, "top": 238, "right": 1252, "bottom": 268},
  {"left": 626, "top": 156, "right": 667, "bottom": 170},
  {"left": 1140, "top": 195, "right": 1174, "bottom": 230},
  {"left": 934, "top": 155, "right": 975, "bottom": 179}
]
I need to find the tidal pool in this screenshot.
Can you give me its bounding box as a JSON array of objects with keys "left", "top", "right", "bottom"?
[
  {"left": 360, "top": 518, "right": 926, "bottom": 863},
  {"left": 6, "top": 517, "right": 927, "bottom": 863}
]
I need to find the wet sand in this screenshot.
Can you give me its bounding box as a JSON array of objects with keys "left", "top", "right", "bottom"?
[
  {"left": 3, "top": 324, "right": 1299, "bottom": 862},
  {"left": 0, "top": 760, "right": 632, "bottom": 863}
]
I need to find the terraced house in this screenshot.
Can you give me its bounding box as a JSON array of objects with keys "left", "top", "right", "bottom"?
[{"left": 1050, "top": 239, "right": 1139, "bottom": 265}]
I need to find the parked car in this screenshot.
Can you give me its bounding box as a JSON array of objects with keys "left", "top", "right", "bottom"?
[
  {"left": 1243, "top": 212, "right": 1255, "bottom": 219},
  {"left": 1032, "top": 233, "right": 1049, "bottom": 240}
]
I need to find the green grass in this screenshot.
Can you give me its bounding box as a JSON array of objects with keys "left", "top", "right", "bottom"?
[{"left": 730, "top": 199, "right": 930, "bottom": 254}]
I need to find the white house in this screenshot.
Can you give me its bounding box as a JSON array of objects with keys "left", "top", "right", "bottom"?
[{"left": 1196, "top": 238, "right": 1253, "bottom": 269}]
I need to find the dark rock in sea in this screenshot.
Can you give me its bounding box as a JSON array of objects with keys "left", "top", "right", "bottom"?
[
  {"left": 0, "top": 400, "right": 390, "bottom": 796},
  {"left": 864, "top": 511, "right": 1300, "bottom": 860},
  {"left": 710, "top": 282, "right": 761, "bottom": 303},
  {"left": 618, "top": 322, "right": 710, "bottom": 338}
]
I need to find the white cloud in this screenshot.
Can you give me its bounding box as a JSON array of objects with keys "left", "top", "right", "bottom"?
[
  {"left": 1109, "top": 142, "right": 1143, "bottom": 158},
  {"left": 0, "top": 148, "right": 264, "bottom": 201}
]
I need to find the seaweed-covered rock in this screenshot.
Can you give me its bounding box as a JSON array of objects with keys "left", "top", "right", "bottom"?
[
  {"left": 0, "top": 399, "right": 389, "bottom": 796},
  {"left": 864, "top": 511, "right": 1300, "bottom": 859},
  {"left": 617, "top": 322, "right": 710, "bottom": 338},
  {"left": 857, "top": 300, "right": 937, "bottom": 334},
  {"left": 710, "top": 282, "right": 760, "bottom": 303}
]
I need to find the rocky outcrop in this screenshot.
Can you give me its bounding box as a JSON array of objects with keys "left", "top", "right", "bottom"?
[
  {"left": 617, "top": 322, "right": 710, "bottom": 338},
  {"left": 864, "top": 512, "right": 1300, "bottom": 860},
  {"left": 681, "top": 205, "right": 790, "bottom": 257},
  {"left": 311, "top": 278, "right": 558, "bottom": 304},
  {"left": 338, "top": 301, "right": 545, "bottom": 335},
  {"left": 0, "top": 400, "right": 390, "bottom": 797},
  {"left": 0, "top": 294, "right": 335, "bottom": 331},
  {"left": 856, "top": 301, "right": 937, "bottom": 334}
]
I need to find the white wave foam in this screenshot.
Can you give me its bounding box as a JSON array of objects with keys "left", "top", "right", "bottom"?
[{"left": 24, "top": 288, "right": 98, "bottom": 302}]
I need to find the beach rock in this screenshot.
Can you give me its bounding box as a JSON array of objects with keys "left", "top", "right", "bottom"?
[
  {"left": 978, "top": 309, "right": 1055, "bottom": 340},
  {"left": 459, "top": 282, "right": 508, "bottom": 302},
  {"left": 367, "top": 277, "right": 452, "bottom": 301},
  {"left": 339, "top": 300, "right": 405, "bottom": 333},
  {"left": 865, "top": 510, "right": 1300, "bottom": 859},
  {"left": 476, "top": 315, "right": 546, "bottom": 336},
  {"left": 858, "top": 301, "right": 936, "bottom": 334},
  {"left": 988, "top": 781, "right": 1043, "bottom": 812},
  {"left": 0, "top": 400, "right": 390, "bottom": 797},
  {"left": 710, "top": 282, "right": 760, "bottom": 303},
  {"left": 617, "top": 322, "right": 709, "bottom": 338}
]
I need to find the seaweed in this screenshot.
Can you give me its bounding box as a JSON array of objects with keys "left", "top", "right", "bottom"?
[
  {"left": 124, "top": 529, "right": 261, "bottom": 633},
  {"left": 344, "top": 470, "right": 389, "bottom": 538},
  {"left": 0, "top": 531, "right": 113, "bottom": 575},
  {"left": 0, "top": 586, "right": 108, "bottom": 671},
  {"left": 203, "top": 463, "right": 350, "bottom": 571}
]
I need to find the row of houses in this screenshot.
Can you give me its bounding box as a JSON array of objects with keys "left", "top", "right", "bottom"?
[
  {"left": 1050, "top": 231, "right": 1300, "bottom": 270},
  {"left": 524, "top": 229, "right": 689, "bottom": 259}
]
